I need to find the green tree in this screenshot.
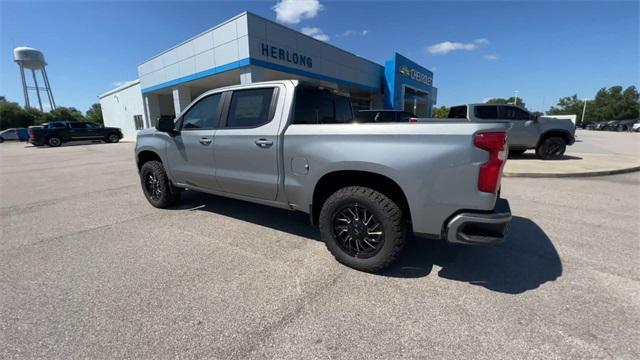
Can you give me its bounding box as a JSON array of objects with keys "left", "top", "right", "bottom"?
[
  {"left": 486, "top": 97, "right": 526, "bottom": 108},
  {"left": 85, "top": 103, "right": 104, "bottom": 125},
  {"left": 431, "top": 106, "right": 450, "bottom": 118},
  {"left": 548, "top": 86, "right": 639, "bottom": 125},
  {"left": 0, "top": 102, "right": 35, "bottom": 129},
  {"left": 47, "top": 107, "right": 85, "bottom": 122}
]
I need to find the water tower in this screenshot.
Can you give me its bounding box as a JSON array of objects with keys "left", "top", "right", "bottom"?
[{"left": 13, "top": 46, "right": 56, "bottom": 111}]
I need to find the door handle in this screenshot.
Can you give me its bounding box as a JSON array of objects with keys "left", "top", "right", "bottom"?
[
  {"left": 199, "top": 137, "right": 212, "bottom": 146},
  {"left": 255, "top": 138, "right": 273, "bottom": 148}
]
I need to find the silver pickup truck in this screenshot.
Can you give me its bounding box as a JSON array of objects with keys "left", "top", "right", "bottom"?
[
  {"left": 446, "top": 104, "right": 576, "bottom": 159},
  {"left": 135, "top": 80, "right": 512, "bottom": 272}
]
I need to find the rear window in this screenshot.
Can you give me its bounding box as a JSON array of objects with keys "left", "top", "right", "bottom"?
[
  {"left": 448, "top": 106, "right": 467, "bottom": 119},
  {"left": 293, "top": 87, "right": 353, "bottom": 124},
  {"left": 474, "top": 105, "right": 498, "bottom": 120}
]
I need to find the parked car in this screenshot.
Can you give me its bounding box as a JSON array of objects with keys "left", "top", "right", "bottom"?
[
  {"left": 600, "top": 120, "right": 620, "bottom": 131},
  {"left": 135, "top": 80, "right": 512, "bottom": 272},
  {"left": 0, "top": 128, "right": 27, "bottom": 143},
  {"left": 633, "top": 123, "right": 640, "bottom": 132},
  {"left": 441, "top": 104, "right": 575, "bottom": 159},
  {"left": 356, "top": 110, "right": 417, "bottom": 123},
  {"left": 28, "top": 121, "right": 123, "bottom": 147},
  {"left": 615, "top": 120, "right": 637, "bottom": 132}
]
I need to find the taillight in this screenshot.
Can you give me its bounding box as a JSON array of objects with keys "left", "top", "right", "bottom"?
[
  {"left": 474, "top": 131, "right": 507, "bottom": 193},
  {"left": 408, "top": 118, "right": 418, "bottom": 123}
]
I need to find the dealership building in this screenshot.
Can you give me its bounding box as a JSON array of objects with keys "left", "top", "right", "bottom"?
[{"left": 100, "top": 12, "right": 437, "bottom": 140}]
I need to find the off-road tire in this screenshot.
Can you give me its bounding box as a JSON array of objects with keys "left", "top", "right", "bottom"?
[
  {"left": 140, "top": 160, "right": 181, "bottom": 208},
  {"left": 47, "top": 136, "right": 62, "bottom": 147},
  {"left": 319, "top": 186, "right": 406, "bottom": 272},
  {"left": 535, "top": 136, "right": 566, "bottom": 160}
]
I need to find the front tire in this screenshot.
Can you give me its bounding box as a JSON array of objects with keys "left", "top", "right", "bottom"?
[
  {"left": 140, "top": 160, "right": 181, "bottom": 208},
  {"left": 535, "top": 137, "right": 566, "bottom": 160},
  {"left": 319, "top": 186, "right": 406, "bottom": 272}
]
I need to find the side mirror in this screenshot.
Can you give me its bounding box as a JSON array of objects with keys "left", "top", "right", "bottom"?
[{"left": 156, "top": 116, "right": 176, "bottom": 133}]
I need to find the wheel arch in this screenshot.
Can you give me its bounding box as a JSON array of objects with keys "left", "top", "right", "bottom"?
[
  {"left": 136, "top": 150, "right": 163, "bottom": 171},
  {"left": 310, "top": 170, "right": 411, "bottom": 227}
]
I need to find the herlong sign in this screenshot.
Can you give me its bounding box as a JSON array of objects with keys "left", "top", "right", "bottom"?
[{"left": 260, "top": 43, "right": 313, "bottom": 69}]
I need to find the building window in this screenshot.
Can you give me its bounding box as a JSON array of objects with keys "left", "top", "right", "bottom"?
[{"left": 134, "top": 115, "right": 144, "bottom": 130}]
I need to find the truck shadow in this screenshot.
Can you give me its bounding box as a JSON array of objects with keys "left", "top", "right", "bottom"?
[
  {"left": 177, "top": 192, "right": 561, "bottom": 294},
  {"left": 383, "top": 216, "right": 563, "bottom": 294}
]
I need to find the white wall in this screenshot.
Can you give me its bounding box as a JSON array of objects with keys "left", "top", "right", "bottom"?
[
  {"left": 138, "top": 13, "right": 249, "bottom": 91},
  {"left": 99, "top": 81, "right": 145, "bottom": 141}
]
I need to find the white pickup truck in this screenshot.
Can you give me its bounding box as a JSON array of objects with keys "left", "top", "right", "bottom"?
[{"left": 136, "top": 81, "right": 512, "bottom": 272}]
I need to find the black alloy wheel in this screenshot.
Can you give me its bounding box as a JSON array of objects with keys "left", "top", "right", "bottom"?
[{"left": 333, "top": 203, "right": 385, "bottom": 258}]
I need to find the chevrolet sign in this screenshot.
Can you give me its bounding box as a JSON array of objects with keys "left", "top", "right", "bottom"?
[{"left": 399, "top": 65, "right": 432, "bottom": 86}]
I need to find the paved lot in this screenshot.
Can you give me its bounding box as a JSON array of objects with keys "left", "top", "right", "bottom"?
[
  {"left": 504, "top": 130, "right": 640, "bottom": 177},
  {"left": 1, "top": 141, "right": 638, "bottom": 359}
]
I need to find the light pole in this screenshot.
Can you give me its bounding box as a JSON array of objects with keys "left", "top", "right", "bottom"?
[
  {"left": 514, "top": 90, "right": 519, "bottom": 105},
  {"left": 581, "top": 99, "right": 590, "bottom": 126}
]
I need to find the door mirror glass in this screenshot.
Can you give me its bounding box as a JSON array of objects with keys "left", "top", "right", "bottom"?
[{"left": 156, "top": 116, "right": 176, "bottom": 133}]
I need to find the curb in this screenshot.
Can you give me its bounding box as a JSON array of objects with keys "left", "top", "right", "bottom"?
[{"left": 504, "top": 165, "right": 640, "bottom": 178}]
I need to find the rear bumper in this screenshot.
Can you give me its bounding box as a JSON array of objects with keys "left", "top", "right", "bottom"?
[{"left": 445, "top": 198, "right": 511, "bottom": 245}]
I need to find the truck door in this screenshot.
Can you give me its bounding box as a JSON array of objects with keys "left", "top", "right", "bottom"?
[
  {"left": 165, "top": 93, "right": 222, "bottom": 190},
  {"left": 499, "top": 106, "right": 538, "bottom": 148},
  {"left": 213, "top": 87, "right": 280, "bottom": 201}
]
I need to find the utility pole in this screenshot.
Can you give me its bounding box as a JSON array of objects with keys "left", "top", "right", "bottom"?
[
  {"left": 581, "top": 99, "right": 590, "bottom": 126},
  {"left": 514, "top": 90, "right": 519, "bottom": 105}
]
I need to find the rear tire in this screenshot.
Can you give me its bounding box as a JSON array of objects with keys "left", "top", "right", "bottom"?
[
  {"left": 0, "top": 137, "right": 4, "bottom": 143},
  {"left": 140, "top": 160, "right": 181, "bottom": 208},
  {"left": 106, "top": 133, "right": 120, "bottom": 143},
  {"left": 535, "top": 137, "right": 566, "bottom": 160},
  {"left": 47, "top": 136, "right": 62, "bottom": 147},
  {"left": 319, "top": 186, "right": 406, "bottom": 272}
]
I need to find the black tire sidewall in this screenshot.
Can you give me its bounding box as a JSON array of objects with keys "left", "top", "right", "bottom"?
[
  {"left": 140, "top": 161, "right": 178, "bottom": 208},
  {"left": 319, "top": 187, "right": 404, "bottom": 272},
  {"left": 107, "top": 133, "right": 120, "bottom": 143},
  {"left": 536, "top": 137, "right": 566, "bottom": 160},
  {"left": 47, "top": 137, "right": 61, "bottom": 147}
]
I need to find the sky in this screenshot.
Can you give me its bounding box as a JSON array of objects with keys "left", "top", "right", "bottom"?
[{"left": 1, "top": 0, "right": 638, "bottom": 113}]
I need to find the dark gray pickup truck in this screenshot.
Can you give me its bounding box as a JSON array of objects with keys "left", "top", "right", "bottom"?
[{"left": 29, "top": 121, "right": 123, "bottom": 147}]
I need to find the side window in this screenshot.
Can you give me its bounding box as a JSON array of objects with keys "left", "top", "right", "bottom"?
[
  {"left": 448, "top": 106, "right": 468, "bottom": 119},
  {"left": 293, "top": 87, "right": 353, "bottom": 124},
  {"left": 69, "top": 122, "right": 87, "bottom": 129},
  {"left": 474, "top": 105, "right": 498, "bottom": 120},
  {"left": 225, "top": 88, "right": 275, "bottom": 128},
  {"left": 500, "top": 106, "right": 530, "bottom": 120},
  {"left": 333, "top": 95, "right": 353, "bottom": 123},
  {"left": 51, "top": 122, "right": 66, "bottom": 128},
  {"left": 294, "top": 89, "right": 333, "bottom": 124},
  {"left": 181, "top": 94, "right": 221, "bottom": 130}
]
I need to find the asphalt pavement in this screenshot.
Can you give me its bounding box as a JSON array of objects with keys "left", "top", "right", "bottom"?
[{"left": 1, "top": 141, "right": 638, "bottom": 359}]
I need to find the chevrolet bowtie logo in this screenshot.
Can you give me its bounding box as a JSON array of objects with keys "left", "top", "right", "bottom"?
[{"left": 399, "top": 65, "right": 410, "bottom": 77}]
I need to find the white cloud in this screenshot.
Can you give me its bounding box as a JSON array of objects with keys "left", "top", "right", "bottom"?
[
  {"left": 483, "top": 54, "right": 499, "bottom": 60},
  {"left": 112, "top": 80, "right": 135, "bottom": 87},
  {"left": 273, "top": 0, "right": 323, "bottom": 24},
  {"left": 427, "top": 41, "right": 477, "bottom": 54},
  {"left": 337, "top": 29, "right": 369, "bottom": 37},
  {"left": 301, "top": 27, "right": 330, "bottom": 42},
  {"left": 426, "top": 38, "right": 490, "bottom": 55}
]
